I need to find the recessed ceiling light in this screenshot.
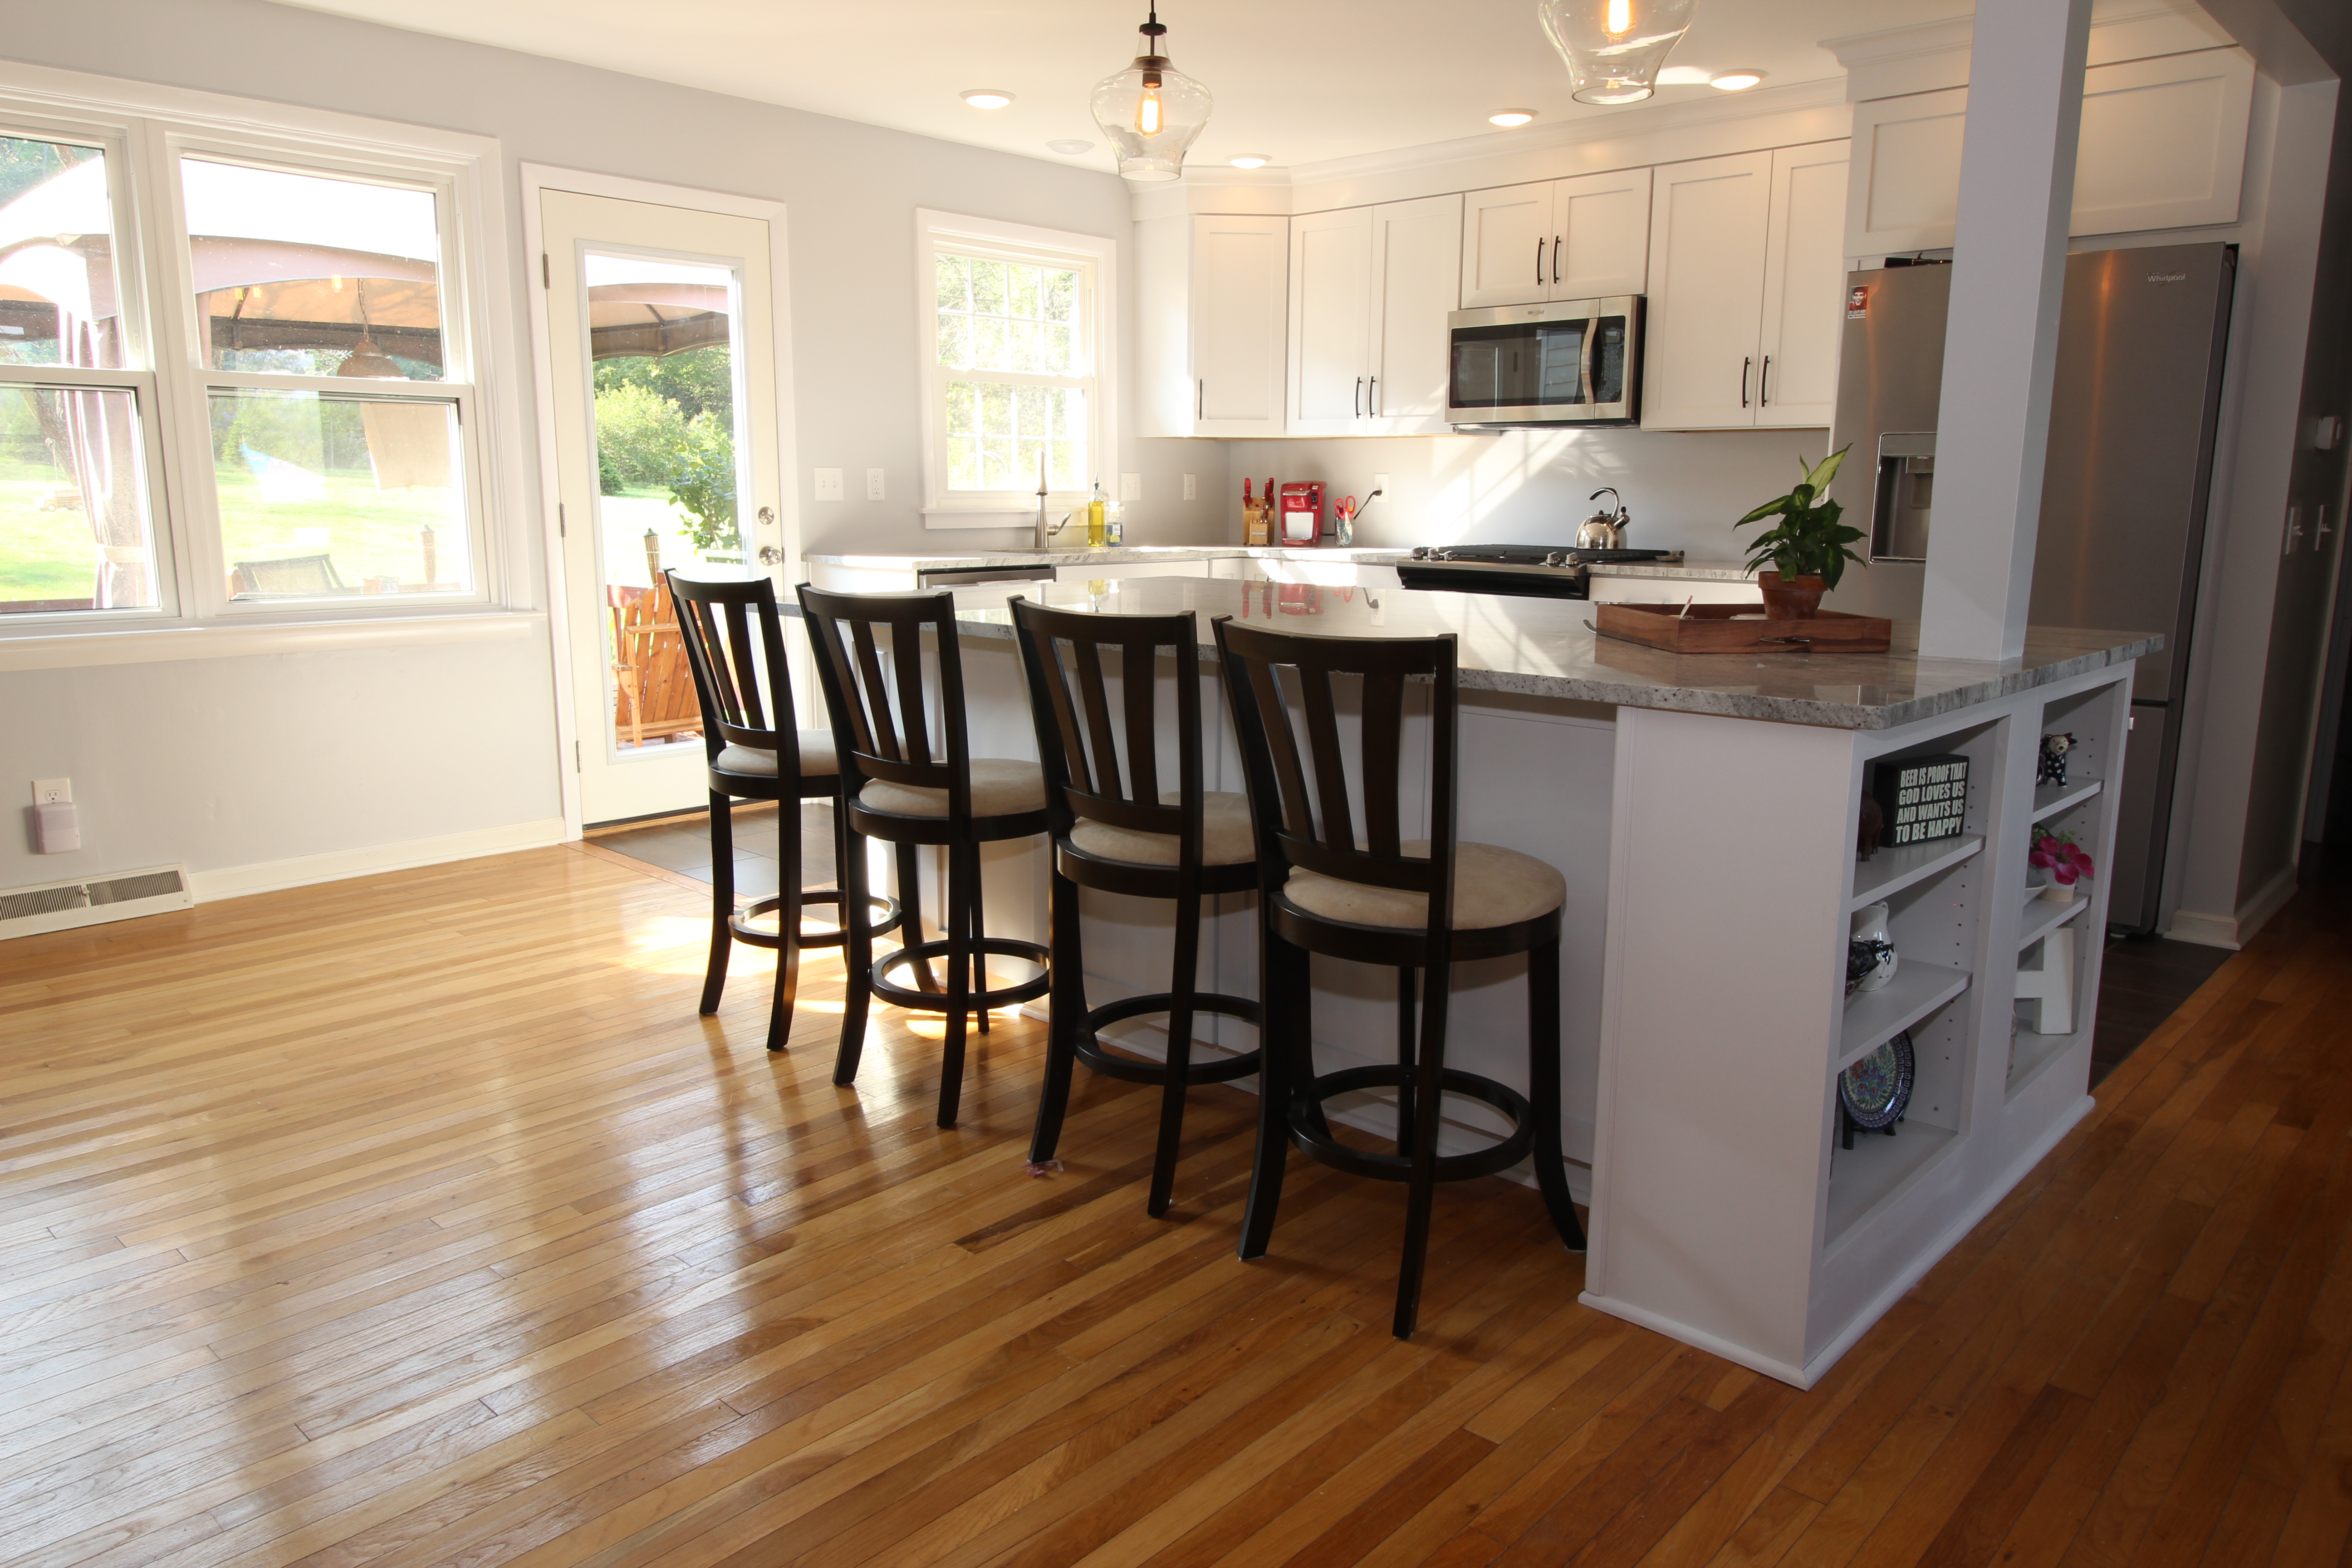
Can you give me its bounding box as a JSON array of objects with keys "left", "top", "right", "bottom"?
[
  {"left": 961, "top": 89, "right": 1016, "bottom": 109},
  {"left": 1709, "top": 70, "right": 1766, "bottom": 91},
  {"left": 1488, "top": 109, "right": 1538, "bottom": 127},
  {"left": 1228, "top": 153, "right": 1272, "bottom": 169},
  {"left": 1046, "top": 138, "right": 1094, "bottom": 155}
]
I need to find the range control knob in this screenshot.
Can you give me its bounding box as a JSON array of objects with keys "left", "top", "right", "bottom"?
[
  {"left": 1410, "top": 546, "right": 1431, "bottom": 559},
  {"left": 1543, "top": 552, "right": 1567, "bottom": 568}
]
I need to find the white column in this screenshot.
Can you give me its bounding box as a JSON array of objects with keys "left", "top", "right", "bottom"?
[{"left": 1916, "top": 0, "right": 2093, "bottom": 663}]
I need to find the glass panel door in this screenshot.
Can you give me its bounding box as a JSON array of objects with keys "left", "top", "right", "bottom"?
[{"left": 539, "top": 190, "right": 780, "bottom": 826}]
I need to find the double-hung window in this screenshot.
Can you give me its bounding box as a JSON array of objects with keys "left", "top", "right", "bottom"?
[
  {"left": 916, "top": 211, "right": 1114, "bottom": 526},
  {"left": 0, "top": 73, "right": 506, "bottom": 632}
]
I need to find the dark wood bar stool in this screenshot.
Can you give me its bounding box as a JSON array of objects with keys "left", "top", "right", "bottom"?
[
  {"left": 797, "top": 583, "right": 1053, "bottom": 1127},
  {"left": 665, "top": 569, "right": 902, "bottom": 1053},
  {"left": 1009, "top": 597, "right": 1263, "bottom": 1217},
  {"left": 1212, "top": 616, "right": 1586, "bottom": 1339}
]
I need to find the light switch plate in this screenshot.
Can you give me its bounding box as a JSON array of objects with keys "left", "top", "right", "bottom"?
[
  {"left": 34, "top": 777, "right": 70, "bottom": 804},
  {"left": 865, "top": 468, "right": 886, "bottom": 501},
  {"left": 1120, "top": 472, "right": 1143, "bottom": 502},
  {"left": 813, "top": 468, "right": 843, "bottom": 501},
  {"left": 1182, "top": 473, "right": 1196, "bottom": 501}
]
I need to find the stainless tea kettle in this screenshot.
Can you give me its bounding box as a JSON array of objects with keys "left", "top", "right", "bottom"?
[{"left": 1576, "top": 487, "right": 1630, "bottom": 551}]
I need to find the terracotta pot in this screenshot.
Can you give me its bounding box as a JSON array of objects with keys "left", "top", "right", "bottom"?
[{"left": 1758, "top": 570, "right": 1828, "bottom": 619}]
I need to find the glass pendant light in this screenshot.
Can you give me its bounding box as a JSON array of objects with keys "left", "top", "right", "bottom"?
[
  {"left": 1090, "top": 5, "right": 1213, "bottom": 182},
  {"left": 1538, "top": 0, "right": 1699, "bottom": 106}
]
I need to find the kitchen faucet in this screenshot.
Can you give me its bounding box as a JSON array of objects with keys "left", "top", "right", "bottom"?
[{"left": 1035, "top": 469, "right": 1072, "bottom": 551}]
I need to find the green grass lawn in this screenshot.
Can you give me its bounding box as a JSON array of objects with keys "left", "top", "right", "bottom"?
[{"left": 1, "top": 463, "right": 735, "bottom": 608}]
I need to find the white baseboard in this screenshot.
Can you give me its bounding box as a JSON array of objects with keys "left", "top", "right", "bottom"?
[
  {"left": 2166, "top": 861, "right": 2300, "bottom": 951},
  {"left": 187, "top": 817, "right": 570, "bottom": 902}
]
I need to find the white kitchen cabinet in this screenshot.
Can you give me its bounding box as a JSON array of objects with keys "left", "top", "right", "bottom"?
[
  {"left": 1643, "top": 144, "right": 1847, "bottom": 431},
  {"left": 1369, "top": 194, "right": 1463, "bottom": 433},
  {"left": 1460, "top": 170, "right": 1651, "bottom": 309},
  {"left": 1288, "top": 207, "right": 1373, "bottom": 436},
  {"left": 1136, "top": 211, "right": 1289, "bottom": 438},
  {"left": 1847, "top": 47, "right": 2253, "bottom": 256},
  {"left": 1286, "top": 193, "right": 1462, "bottom": 437},
  {"left": 1642, "top": 152, "right": 1773, "bottom": 430},
  {"left": 1757, "top": 145, "right": 1850, "bottom": 429}
]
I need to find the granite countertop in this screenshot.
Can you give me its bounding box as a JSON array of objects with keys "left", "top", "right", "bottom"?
[
  {"left": 1585, "top": 559, "right": 1754, "bottom": 582},
  {"left": 803, "top": 545, "right": 1409, "bottom": 570},
  {"left": 895, "top": 576, "right": 2157, "bottom": 731}
]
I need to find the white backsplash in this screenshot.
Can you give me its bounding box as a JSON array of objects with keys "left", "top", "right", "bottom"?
[{"left": 1226, "top": 426, "right": 1839, "bottom": 562}]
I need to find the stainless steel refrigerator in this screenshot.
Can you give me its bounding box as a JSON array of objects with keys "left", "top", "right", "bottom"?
[{"left": 1828, "top": 242, "right": 2236, "bottom": 933}]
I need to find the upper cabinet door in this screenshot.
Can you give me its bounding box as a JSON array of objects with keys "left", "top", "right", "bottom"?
[
  {"left": 1193, "top": 214, "right": 1290, "bottom": 436},
  {"left": 1847, "top": 47, "right": 2253, "bottom": 255},
  {"left": 1643, "top": 152, "right": 1773, "bottom": 430},
  {"left": 1551, "top": 167, "right": 1651, "bottom": 299},
  {"left": 1369, "top": 193, "right": 1463, "bottom": 434},
  {"left": 1756, "top": 144, "right": 1849, "bottom": 430},
  {"left": 1288, "top": 206, "right": 1375, "bottom": 436},
  {"left": 1460, "top": 182, "right": 1553, "bottom": 309}
]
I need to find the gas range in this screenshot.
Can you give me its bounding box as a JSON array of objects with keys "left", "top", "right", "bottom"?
[{"left": 1395, "top": 544, "right": 1685, "bottom": 600}]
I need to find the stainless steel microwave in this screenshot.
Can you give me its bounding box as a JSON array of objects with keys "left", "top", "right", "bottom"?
[{"left": 1446, "top": 296, "right": 1642, "bottom": 427}]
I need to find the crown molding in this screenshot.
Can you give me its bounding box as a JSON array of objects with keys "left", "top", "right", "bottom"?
[
  {"left": 1824, "top": 1, "right": 2237, "bottom": 101},
  {"left": 1135, "top": 75, "right": 1851, "bottom": 220}
]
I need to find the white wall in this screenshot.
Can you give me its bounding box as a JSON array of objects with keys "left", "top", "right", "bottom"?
[
  {"left": 1224, "top": 427, "right": 1831, "bottom": 558},
  {"left": 0, "top": 0, "right": 1233, "bottom": 894}
]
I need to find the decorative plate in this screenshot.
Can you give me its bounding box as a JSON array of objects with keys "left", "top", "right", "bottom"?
[{"left": 1840, "top": 1029, "right": 1915, "bottom": 1130}]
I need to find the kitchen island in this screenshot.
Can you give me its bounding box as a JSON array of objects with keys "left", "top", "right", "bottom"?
[{"left": 828, "top": 573, "right": 2153, "bottom": 1387}]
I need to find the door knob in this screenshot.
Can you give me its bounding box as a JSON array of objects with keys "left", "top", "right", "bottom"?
[{"left": 757, "top": 545, "right": 783, "bottom": 566}]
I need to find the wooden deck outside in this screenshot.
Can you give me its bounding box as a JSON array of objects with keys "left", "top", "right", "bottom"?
[{"left": 1, "top": 843, "right": 2347, "bottom": 1568}]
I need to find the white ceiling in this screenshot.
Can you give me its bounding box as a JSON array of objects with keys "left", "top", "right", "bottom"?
[{"left": 272, "top": 0, "right": 1978, "bottom": 172}]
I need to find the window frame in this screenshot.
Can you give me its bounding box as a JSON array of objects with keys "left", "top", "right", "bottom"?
[
  {"left": 914, "top": 209, "right": 1117, "bottom": 529},
  {"left": 0, "top": 61, "right": 525, "bottom": 646}
]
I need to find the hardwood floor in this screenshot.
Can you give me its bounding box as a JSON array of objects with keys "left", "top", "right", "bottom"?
[{"left": 2, "top": 842, "right": 2347, "bottom": 1568}]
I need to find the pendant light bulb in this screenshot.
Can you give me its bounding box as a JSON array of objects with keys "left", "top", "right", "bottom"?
[
  {"left": 1091, "top": 5, "right": 1212, "bottom": 181},
  {"left": 1538, "top": 0, "right": 1697, "bottom": 105}
]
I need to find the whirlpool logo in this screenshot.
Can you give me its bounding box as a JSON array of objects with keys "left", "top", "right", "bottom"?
[{"left": 2147, "top": 272, "right": 2190, "bottom": 284}]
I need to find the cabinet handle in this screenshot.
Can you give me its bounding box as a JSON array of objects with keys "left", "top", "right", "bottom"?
[
  {"left": 1197, "top": 379, "right": 1204, "bottom": 420},
  {"left": 1369, "top": 376, "right": 1378, "bottom": 416},
  {"left": 1759, "top": 355, "right": 1771, "bottom": 406},
  {"left": 1354, "top": 376, "right": 1364, "bottom": 417},
  {"left": 1553, "top": 235, "right": 1562, "bottom": 286},
  {"left": 1740, "top": 356, "right": 1752, "bottom": 408},
  {"left": 1535, "top": 237, "right": 1545, "bottom": 287}
]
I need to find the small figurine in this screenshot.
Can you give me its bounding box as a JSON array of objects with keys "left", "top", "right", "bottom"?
[
  {"left": 1858, "top": 790, "right": 1883, "bottom": 860},
  {"left": 2038, "top": 732, "right": 2077, "bottom": 789}
]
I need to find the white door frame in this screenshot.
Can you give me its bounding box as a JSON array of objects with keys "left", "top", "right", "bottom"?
[{"left": 518, "top": 163, "right": 800, "bottom": 838}]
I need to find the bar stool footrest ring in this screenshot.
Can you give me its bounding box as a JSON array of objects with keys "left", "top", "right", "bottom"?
[
  {"left": 729, "top": 890, "right": 902, "bottom": 951},
  {"left": 873, "top": 936, "right": 1051, "bottom": 1013},
  {"left": 1288, "top": 1064, "right": 1536, "bottom": 1183},
  {"left": 1075, "top": 992, "right": 1262, "bottom": 1085}
]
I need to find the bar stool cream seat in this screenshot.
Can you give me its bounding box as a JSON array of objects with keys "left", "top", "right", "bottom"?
[
  {"left": 1284, "top": 841, "right": 1565, "bottom": 929},
  {"left": 1066, "top": 791, "right": 1255, "bottom": 867},
  {"left": 859, "top": 759, "right": 1045, "bottom": 817},
  {"left": 713, "top": 733, "right": 838, "bottom": 776}
]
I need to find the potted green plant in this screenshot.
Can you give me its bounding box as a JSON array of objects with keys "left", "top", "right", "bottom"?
[{"left": 1735, "top": 446, "right": 1864, "bottom": 619}]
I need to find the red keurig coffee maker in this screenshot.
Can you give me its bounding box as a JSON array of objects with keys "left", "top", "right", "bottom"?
[{"left": 1278, "top": 482, "right": 1323, "bottom": 546}]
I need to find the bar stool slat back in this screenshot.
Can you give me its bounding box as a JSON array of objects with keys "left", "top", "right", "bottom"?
[
  {"left": 1214, "top": 616, "right": 1586, "bottom": 1338},
  {"left": 798, "top": 584, "right": 1052, "bottom": 1127},
  {"left": 1011, "top": 598, "right": 1260, "bottom": 1216},
  {"left": 666, "top": 569, "right": 897, "bottom": 1054}
]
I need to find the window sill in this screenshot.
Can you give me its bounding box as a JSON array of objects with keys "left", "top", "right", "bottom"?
[{"left": 0, "top": 610, "right": 545, "bottom": 673}]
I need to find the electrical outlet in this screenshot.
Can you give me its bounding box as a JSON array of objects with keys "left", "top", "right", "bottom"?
[
  {"left": 1182, "top": 473, "right": 1196, "bottom": 501},
  {"left": 33, "top": 777, "right": 70, "bottom": 804},
  {"left": 866, "top": 468, "right": 886, "bottom": 501},
  {"left": 1371, "top": 473, "right": 1390, "bottom": 497},
  {"left": 813, "top": 468, "right": 843, "bottom": 501},
  {"left": 1121, "top": 472, "right": 1143, "bottom": 502}
]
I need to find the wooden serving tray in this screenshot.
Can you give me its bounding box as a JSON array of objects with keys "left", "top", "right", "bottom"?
[{"left": 1593, "top": 602, "right": 1894, "bottom": 655}]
